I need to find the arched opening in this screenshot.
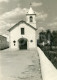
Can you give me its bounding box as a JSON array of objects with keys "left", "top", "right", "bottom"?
[
  {"left": 18, "top": 38, "right": 27, "bottom": 50},
  {"left": 30, "top": 16, "right": 33, "bottom": 22}
]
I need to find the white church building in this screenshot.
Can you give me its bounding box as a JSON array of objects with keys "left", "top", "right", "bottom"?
[{"left": 8, "top": 6, "right": 37, "bottom": 50}]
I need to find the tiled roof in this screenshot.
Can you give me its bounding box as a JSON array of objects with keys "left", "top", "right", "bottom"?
[{"left": 8, "top": 20, "right": 37, "bottom": 32}]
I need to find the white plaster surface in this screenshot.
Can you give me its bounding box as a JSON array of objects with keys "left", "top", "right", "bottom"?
[
  {"left": 37, "top": 47, "right": 57, "bottom": 80},
  {"left": 9, "top": 23, "right": 36, "bottom": 49}
]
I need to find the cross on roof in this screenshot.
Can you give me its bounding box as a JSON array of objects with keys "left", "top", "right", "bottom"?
[{"left": 30, "top": 2, "right": 32, "bottom": 7}]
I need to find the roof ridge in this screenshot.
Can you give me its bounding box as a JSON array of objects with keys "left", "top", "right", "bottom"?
[{"left": 8, "top": 20, "right": 37, "bottom": 32}]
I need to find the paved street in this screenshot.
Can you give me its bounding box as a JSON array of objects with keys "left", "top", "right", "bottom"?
[{"left": 0, "top": 49, "right": 42, "bottom": 80}]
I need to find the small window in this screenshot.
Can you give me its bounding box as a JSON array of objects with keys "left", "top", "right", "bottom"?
[
  {"left": 30, "top": 40, "right": 33, "bottom": 42},
  {"left": 21, "top": 28, "right": 24, "bottom": 35},
  {"left": 14, "top": 43, "right": 15, "bottom": 46},
  {"left": 13, "top": 40, "right": 16, "bottom": 46},
  {"left": 30, "top": 16, "right": 33, "bottom": 22}
]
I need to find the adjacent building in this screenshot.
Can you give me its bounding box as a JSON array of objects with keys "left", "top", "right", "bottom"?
[{"left": 0, "top": 35, "right": 9, "bottom": 50}]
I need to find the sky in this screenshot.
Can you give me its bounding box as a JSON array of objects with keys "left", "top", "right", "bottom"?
[{"left": 0, "top": 0, "right": 57, "bottom": 37}]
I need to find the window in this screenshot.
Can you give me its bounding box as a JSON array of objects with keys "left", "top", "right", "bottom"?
[
  {"left": 21, "top": 28, "right": 24, "bottom": 35},
  {"left": 30, "top": 16, "right": 33, "bottom": 22},
  {"left": 30, "top": 40, "right": 33, "bottom": 42},
  {"left": 13, "top": 40, "right": 16, "bottom": 46}
]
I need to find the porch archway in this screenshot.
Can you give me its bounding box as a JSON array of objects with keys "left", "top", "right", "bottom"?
[{"left": 18, "top": 38, "right": 28, "bottom": 50}]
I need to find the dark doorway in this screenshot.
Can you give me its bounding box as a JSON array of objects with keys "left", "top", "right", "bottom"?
[{"left": 18, "top": 38, "right": 27, "bottom": 50}]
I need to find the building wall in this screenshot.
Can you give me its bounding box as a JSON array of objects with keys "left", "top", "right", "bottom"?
[{"left": 9, "top": 23, "right": 37, "bottom": 50}]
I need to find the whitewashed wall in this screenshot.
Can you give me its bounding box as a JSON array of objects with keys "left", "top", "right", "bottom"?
[{"left": 9, "top": 23, "right": 37, "bottom": 50}]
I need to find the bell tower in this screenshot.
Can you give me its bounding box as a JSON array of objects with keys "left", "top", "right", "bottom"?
[{"left": 26, "top": 5, "right": 36, "bottom": 28}]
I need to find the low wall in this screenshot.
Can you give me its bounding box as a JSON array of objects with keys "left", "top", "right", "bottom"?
[{"left": 37, "top": 47, "right": 57, "bottom": 80}]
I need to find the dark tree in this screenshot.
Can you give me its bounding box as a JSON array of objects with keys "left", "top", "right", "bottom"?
[
  {"left": 52, "top": 31, "right": 57, "bottom": 47},
  {"left": 39, "top": 31, "right": 46, "bottom": 43},
  {"left": 46, "top": 29, "right": 51, "bottom": 41}
]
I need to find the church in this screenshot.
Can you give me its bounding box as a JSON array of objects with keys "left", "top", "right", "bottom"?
[{"left": 8, "top": 6, "right": 37, "bottom": 50}]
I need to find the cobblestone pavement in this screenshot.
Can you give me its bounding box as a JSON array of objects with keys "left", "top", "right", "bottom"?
[{"left": 0, "top": 49, "right": 42, "bottom": 80}]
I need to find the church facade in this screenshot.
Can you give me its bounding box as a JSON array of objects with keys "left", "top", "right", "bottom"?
[{"left": 8, "top": 7, "right": 37, "bottom": 50}]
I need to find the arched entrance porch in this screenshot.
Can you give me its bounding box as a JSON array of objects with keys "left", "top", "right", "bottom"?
[{"left": 18, "top": 38, "right": 28, "bottom": 50}]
